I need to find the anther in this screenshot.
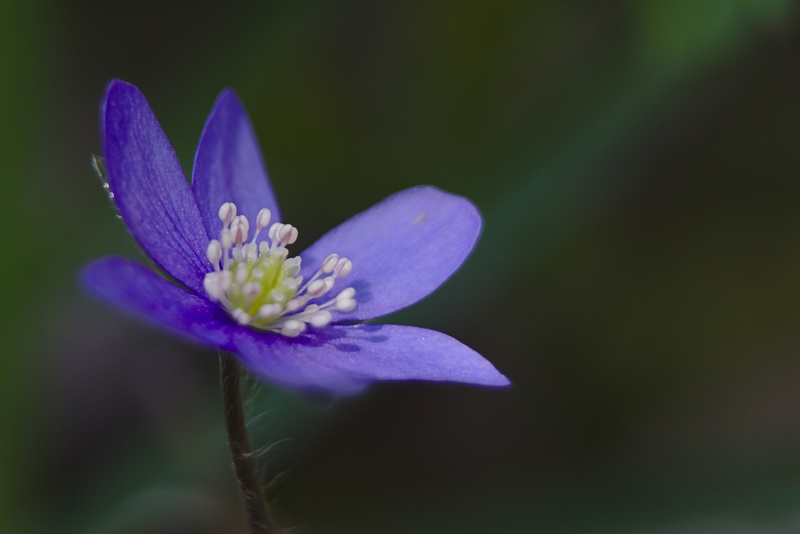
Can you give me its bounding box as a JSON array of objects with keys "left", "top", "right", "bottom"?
[
  {"left": 337, "top": 287, "right": 356, "bottom": 300},
  {"left": 206, "top": 240, "right": 222, "bottom": 268},
  {"left": 231, "top": 308, "right": 251, "bottom": 325},
  {"left": 277, "top": 224, "right": 296, "bottom": 245},
  {"left": 281, "top": 320, "right": 306, "bottom": 337},
  {"left": 244, "top": 282, "right": 262, "bottom": 297},
  {"left": 232, "top": 224, "right": 247, "bottom": 246},
  {"left": 256, "top": 208, "right": 272, "bottom": 231},
  {"left": 218, "top": 271, "right": 233, "bottom": 292},
  {"left": 309, "top": 311, "right": 332, "bottom": 327},
  {"left": 321, "top": 254, "right": 339, "bottom": 273},
  {"left": 285, "top": 299, "right": 303, "bottom": 312},
  {"left": 269, "top": 289, "right": 287, "bottom": 303},
  {"left": 235, "top": 263, "right": 249, "bottom": 285},
  {"left": 258, "top": 303, "right": 281, "bottom": 318},
  {"left": 285, "top": 226, "right": 298, "bottom": 245},
  {"left": 306, "top": 279, "right": 326, "bottom": 298},
  {"left": 203, "top": 274, "right": 224, "bottom": 300},
  {"left": 268, "top": 223, "right": 282, "bottom": 243},
  {"left": 333, "top": 258, "right": 352, "bottom": 278},
  {"left": 233, "top": 215, "right": 249, "bottom": 235},
  {"left": 218, "top": 202, "right": 237, "bottom": 225},
  {"left": 336, "top": 297, "right": 357, "bottom": 312}
]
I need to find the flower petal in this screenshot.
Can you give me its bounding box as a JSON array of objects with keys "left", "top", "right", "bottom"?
[
  {"left": 102, "top": 80, "right": 211, "bottom": 294},
  {"left": 233, "top": 324, "right": 509, "bottom": 392},
  {"left": 192, "top": 89, "right": 281, "bottom": 239},
  {"left": 300, "top": 186, "right": 482, "bottom": 321},
  {"left": 82, "top": 256, "right": 239, "bottom": 350}
]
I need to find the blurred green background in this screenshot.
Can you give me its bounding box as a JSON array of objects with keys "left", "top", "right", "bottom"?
[{"left": 3, "top": 0, "right": 800, "bottom": 532}]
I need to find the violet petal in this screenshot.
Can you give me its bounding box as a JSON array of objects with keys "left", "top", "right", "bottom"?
[
  {"left": 192, "top": 89, "right": 281, "bottom": 238},
  {"left": 102, "top": 80, "right": 211, "bottom": 294},
  {"left": 300, "top": 186, "right": 482, "bottom": 321},
  {"left": 82, "top": 256, "right": 239, "bottom": 351},
  {"left": 233, "top": 323, "right": 509, "bottom": 392}
]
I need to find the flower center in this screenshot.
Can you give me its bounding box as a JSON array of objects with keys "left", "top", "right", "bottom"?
[{"left": 203, "top": 202, "right": 356, "bottom": 337}]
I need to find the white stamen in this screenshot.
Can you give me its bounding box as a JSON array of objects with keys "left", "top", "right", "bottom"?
[
  {"left": 285, "top": 298, "right": 304, "bottom": 312},
  {"left": 256, "top": 208, "right": 272, "bottom": 231},
  {"left": 232, "top": 221, "right": 247, "bottom": 245},
  {"left": 285, "top": 258, "right": 302, "bottom": 276},
  {"left": 217, "top": 202, "right": 236, "bottom": 226},
  {"left": 258, "top": 304, "right": 281, "bottom": 318},
  {"left": 203, "top": 202, "right": 357, "bottom": 335},
  {"left": 322, "top": 277, "right": 335, "bottom": 294},
  {"left": 306, "top": 279, "right": 326, "bottom": 298},
  {"left": 337, "top": 287, "right": 356, "bottom": 300},
  {"left": 218, "top": 202, "right": 237, "bottom": 225},
  {"left": 336, "top": 298, "right": 357, "bottom": 312},
  {"left": 218, "top": 270, "right": 233, "bottom": 292},
  {"left": 235, "top": 263, "right": 249, "bottom": 285},
  {"left": 282, "top": 277, "right": 299, "bottom": 290},
  {"left": 206, "top": 240, "right": 222, "bottom": 268},
  {"left": 309, "top": 311, "right": 332, "bottom": 327},
  {"left": 233, "top": 215, "right": 249, "bottom": 235},
  {"left": 269, "top": 289, "right": 286, "bottom": 302},
  {"left": 203, "top": 274, "right": 224, "bottom": 300},
  {"left": 268, "top": 223, "right": 282, "bottom": 243},
  {"left": 286, "top": 226, "right": 298, "bottom": 245},
  {"left": 231, "top": 308, "right": 251, "bottom": 325},
  {"left": 281, "top": 320, "right": 306, "bottom": 337},
  {"left": 321, "top": 254, "right": 339, "bottom": 273},
  {"left": 244, "top": 282, "right": 262, "bottom": 297},
  {"left": 220, "top": 229, "right": 233, "bottom": 251},
  {"left": 334, "top": 257, "right": 352, "bottom": 278}
]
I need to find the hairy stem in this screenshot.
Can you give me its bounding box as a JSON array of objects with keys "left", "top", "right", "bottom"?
[{"left": 219, "top": 352, "right": 275, "bottom": 534}]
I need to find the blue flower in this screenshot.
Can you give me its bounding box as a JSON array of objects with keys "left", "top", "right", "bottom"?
[{"left": 82, "top": 80, "right": 509, "bottom": 392}]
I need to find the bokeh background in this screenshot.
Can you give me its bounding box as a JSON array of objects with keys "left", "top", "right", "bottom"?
[{"left": 3, "top": 1, "right": 800, "bottom": 532}]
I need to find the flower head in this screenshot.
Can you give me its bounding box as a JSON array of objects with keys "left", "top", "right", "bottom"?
[{"left": 82, "top": 80, "right": 509, "bottom": 392}]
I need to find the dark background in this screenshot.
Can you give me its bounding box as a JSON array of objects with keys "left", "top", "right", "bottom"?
[{"left": 3, "top": 1, "right": 800, "bottom": 532}]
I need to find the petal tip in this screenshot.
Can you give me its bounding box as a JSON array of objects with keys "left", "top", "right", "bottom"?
[
  {"left": 102, "top": 79, "right": 143, "bottom": 110},
  {"left": 211, "top": 87, "right": 245, "bottom": 117},
  {"left": 484, "top": 373, "right": 512, "bottom": 387}
]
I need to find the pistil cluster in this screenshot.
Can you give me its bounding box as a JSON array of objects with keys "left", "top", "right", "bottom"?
[{"left": 203, "top": 202, "right": 356, "bottom": 337}]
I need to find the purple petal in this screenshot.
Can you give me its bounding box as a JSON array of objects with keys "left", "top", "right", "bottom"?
[
  {"left": 192, "top": 89, "right": 280, "bottom": 239},
  {"left": 300, "top": 186, "right": 482, "bottom": 321},
  {"left": 233, "top": 324, "right": 509, "bottom": 392},
  {"left": 102, "top": 80, "right": 211, "bottom": 294},
  {"left": 82, "top": 256, "right": 239, "bottom": 351}
]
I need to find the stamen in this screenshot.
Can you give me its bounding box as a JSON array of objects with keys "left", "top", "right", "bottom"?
[
  {"left": 220, "top": 229, "right": 233, "bottom": 251},
  {"left": 231, "top": 308, "right": 251, "bottom": 325},
  {"left": 306, "top": 279, "right": 326, "bottom": 298},
  {"left": 202, "top": 201, "right": 357, "bottom": 336},
  {"left": 206, "top": 240, "right": 222, "bottom": 270},
  {"left": 336, "top": 297, "right": 357, "bottom": 312},
  {"left": 235, "top": 263, "right": 249, "bottom": 285},
  {"left": 258, "top": 303, "right": 281, "bottom": 318},
  {"left": 333, "top": 257, "right": 352, "bottom": 278},
  {"left": 321, "top": 254, "right": 339, "bottom": 273},
  {"left": 309, "top": 311, "right": 332, "bottom": 327},
  {"left": 218, "top": 202, "right": 237, "bottom": 225},
  {"left": 232, "top": 221, "right": 247, "bottom": 246},
  {"left": 281, "top": 320, "right": 306, "bottom": 337},
  {"left": 234, "top": 214, "right": 248, "bottom": 230},
  {"left": 256, "top": 208, "right": 272, "bottom": 230},
  {"left": 337, "top": 288, "right": 356, "bottom": 300},
  {"left": 251, "top": 208, "right": 272, "bottom": 243}
]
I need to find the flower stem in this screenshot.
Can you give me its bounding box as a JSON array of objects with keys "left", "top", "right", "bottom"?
[{"left": 219, "top": 352, "right": 275, "bottom": 534}]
